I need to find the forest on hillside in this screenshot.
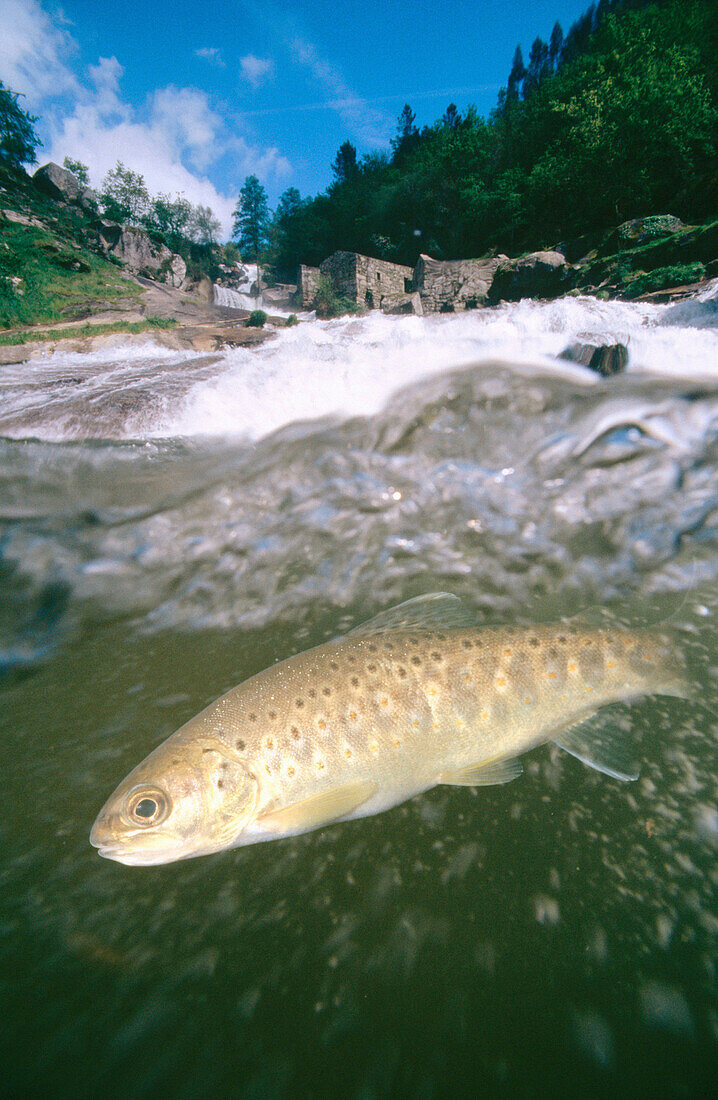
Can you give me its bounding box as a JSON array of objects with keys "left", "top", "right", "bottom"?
[{"left": 271, "top": 0, "right": 718, "bottom": 279}]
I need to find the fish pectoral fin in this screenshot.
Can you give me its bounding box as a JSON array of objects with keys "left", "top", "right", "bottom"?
[
  {"left": 554, "top": 716, "right": 639, "bottom": 781},
  {"left": 440, "top": 756, "right": 523, "bottom": 787},
  {"left": 345, "top": 592, "right": 478, "bottom": 637},
  {"left": 256, "top": 780, "right": 378, "bottom": 834}
]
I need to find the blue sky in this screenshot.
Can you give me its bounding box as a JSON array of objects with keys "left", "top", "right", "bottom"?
[{"left": 2, "top": 0, "right": 594, "bottom": 238}]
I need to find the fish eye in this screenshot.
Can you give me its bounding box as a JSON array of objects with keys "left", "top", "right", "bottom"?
[{"left": 126, "top": 789, "right": 168, "bottom": 827}]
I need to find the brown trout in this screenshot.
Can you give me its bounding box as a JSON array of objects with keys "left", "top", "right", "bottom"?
[{"left": 90, "top": 593, "right": 689, "bottom": 865}]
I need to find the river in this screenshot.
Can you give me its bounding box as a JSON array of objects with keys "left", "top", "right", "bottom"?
[{"left": 2, "top": 290, "right": 718, "bottom": 1097}]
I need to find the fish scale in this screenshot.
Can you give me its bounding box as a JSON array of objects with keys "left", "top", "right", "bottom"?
[{"left": 90, "top": 593, "right": 690, "bottom": 864}]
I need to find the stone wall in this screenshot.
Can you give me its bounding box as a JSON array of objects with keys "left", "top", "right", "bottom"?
[
  {"left": 319, "top": 251, "right": 413, "bottom": 308},
  {"left": 298, "top": 265, "right": 321, "bottom": 307},
  {"left": 413, "top": 254, "right": 505, "bottom": 312}
]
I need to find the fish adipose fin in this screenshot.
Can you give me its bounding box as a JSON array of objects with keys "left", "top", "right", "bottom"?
[
  {"left": 257, "top": 780, "right": 378, "bottom": 833},
  {"left": 347, "top": 592, "right": 478, "bottom": 637},
  {"left": 554, "top": 716, "right": 639, "bottom": 781},
  {"left": 440, "top": 756, "right": 524, "bottom": 787}
]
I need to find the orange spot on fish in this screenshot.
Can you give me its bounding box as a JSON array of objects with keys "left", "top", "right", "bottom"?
[
  {"left": 350, "top": 711, "right": 357, "bottom": 721},
  {"left": 496, "top": 676, "right": 506, "bottom": 687},
  {"left": 381, "top": 698, "right": 388, "bottom": 707},
  {"left": 547, "top": 672, "right": 557, "bottom": 679},
  {"left": 568, "top": 663, "right": 577, "bottom": 673},
  {"left": 288, "top": 766, "right": 295, "bottom": 777},
  {"left": 318, "top": 720, "right": 326, "bottom": 730}
]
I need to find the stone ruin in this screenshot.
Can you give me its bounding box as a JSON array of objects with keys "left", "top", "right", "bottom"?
[{"left": 297, "top": 248, "right": 572, "bottom": 314}]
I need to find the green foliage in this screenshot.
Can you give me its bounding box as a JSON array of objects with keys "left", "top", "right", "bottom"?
[
  {"left": 150, "top": 193, "right": 192, "bottom": 250},
  {"left": 246, "top": 309, "right": 268, "bottom": 327},
  {"left": 622, "top": 261, "right": 706, "bottom": 298},
  {"left": 0, "top": 82, "right": 41, "bottom": 171},
  {"left": 285, "top": 313, "right": 299, "bottom": 326},
  {"left": 100, "top": 162, "right": 151, "bottom": 225},
  {"left": 62, "top": 157, "right": 89, "bottom": 185},
  {"left": 313, "top": 272, "right": 362, "bottom": 318},
  {"left": 233, "top": 175, "right": 270, "bottom": 261}
]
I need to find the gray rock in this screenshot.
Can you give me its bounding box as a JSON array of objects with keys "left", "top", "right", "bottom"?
[
  {"left": 381, "top": 291, "right": 423, "bottom": 316},
  {"left": 560, "top": 341, "right": 628, "bottom": 376},
  {"left": 97, "top": 223, "right": 186, "bottom": 287},
  {"left": 604, "top": 215, "right": 684, "bottom": 253},
  {"left": 32, "top": 162, "right": 97, "bottom": 210},
  {"left": 489, "top": 250, "right": 574, "bottom": 302}
]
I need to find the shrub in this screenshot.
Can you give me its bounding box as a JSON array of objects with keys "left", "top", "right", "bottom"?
[
  {"left": 247, "top": 309, "right": 268, "bottom": 327},
  {"left": 285, "top": 313, "right": 299, "bottom": 326},
  {"left": 313, "top": 272, "right": 362, "bottom": 318},
  {"left": 623, "top": 262, "right": 705, "bottom": 299}
]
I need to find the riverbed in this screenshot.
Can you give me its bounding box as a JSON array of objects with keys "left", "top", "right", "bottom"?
[{"left": 2, "top": 291, "right": 718, "bottom": 1096}]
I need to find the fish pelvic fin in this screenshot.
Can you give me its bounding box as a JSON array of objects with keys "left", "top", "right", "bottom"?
[{"left": 440, "top": 755, "right": 524, "bottom": 787}]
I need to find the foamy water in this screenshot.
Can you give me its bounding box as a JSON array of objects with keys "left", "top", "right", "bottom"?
[{"left": 1, "top": 290, "right": 716, "bottom": 443}]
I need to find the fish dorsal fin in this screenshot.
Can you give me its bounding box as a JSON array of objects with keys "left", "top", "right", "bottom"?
[
  {"left": 346, "top": 593, "right": 477, "bottom": 637},
  {"left": 440, "top": 755, "right": 524, "bottom": 787},
  {"left": 554, "top": 714, "right": 639, "bottom": 781},
  {"left": 257, "top": 780, "right": 378, "bottom": 834}
]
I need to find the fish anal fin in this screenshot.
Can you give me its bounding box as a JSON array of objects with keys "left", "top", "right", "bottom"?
[
  {"left": 257, "top": 780, "right": 378, "bottom": 834},
  {"left": 346, "top": 593, "right": 477, "bottom": 636},
  {"left": 440, "top": 756, "right": 523, "bottom": 787},
  {"left": 554, "top": 717, "right": 639, "bottom": 781}
]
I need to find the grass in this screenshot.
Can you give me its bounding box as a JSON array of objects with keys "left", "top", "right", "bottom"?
[
  {"left": 0, "top": 220, "right": 143, "bottom": 329},
  {"left": 0, "top": 316, "right": 177, "bottom": 347}
]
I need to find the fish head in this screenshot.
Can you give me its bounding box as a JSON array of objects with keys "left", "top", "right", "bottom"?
[{"left": 90, "top": 737, "right": 260, "bottom": 865}]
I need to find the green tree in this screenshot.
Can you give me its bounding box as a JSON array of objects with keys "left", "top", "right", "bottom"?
[
  {"left": 62, "top": 156, "right": 89, "bottom": 185},
  {"left": 232, "top": 175, "right": 270, "bottom": 260},
  {"left": 391, "top": 104, "right": 419, "bottom": 161},
  {"left": 149, "top": 193, "right": 192, "bottom": 248},
  {"left": 190, "top": 204, "right": 221, "bottom": 245},
  {"left": 331, "top": 141, "right": 358, "bottom": 183},
  {"left": 100, "top": 161, "right": 150, "bottom": 225},
  {"left": 0, "top": 82, "right": 41, "bottom": 172}
]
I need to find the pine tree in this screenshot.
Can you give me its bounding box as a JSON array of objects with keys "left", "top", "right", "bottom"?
[
  {"left": 549, "top": 23, "right": 564, "bottom": 69},
  {"left": 507, "top": 45, "right": 527, "bottom": 98},
  {"left": 0, "top": 82, "right": 41, "bottom": 173},
  {"left": 391, "top": 104, "right": 419, "bottom": 159},
  {"left": 441, "top": 103, "right": 462, "bottom": 129},
  {"left": 232, "top": 175, "right": 270, "bottom": 261},
  {"left": 331, "top": 141, "right": 358, "bottom": 183}
]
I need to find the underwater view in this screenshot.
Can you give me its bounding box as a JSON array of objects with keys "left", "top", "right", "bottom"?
[{"left": 2, "top": 292, "right": 718, "bottom": 1097}]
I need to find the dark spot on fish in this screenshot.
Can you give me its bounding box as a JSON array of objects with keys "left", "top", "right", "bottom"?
[
  {"left": 308, "top": 689, "right": 316, "bottom": 698},
  {"left": 367, "top": 663, "right": 377, "bottom": 672},
  {"left": 558, "top": 636, "right": 567, "bottom": 644},
  {"left": 202, "top": 747, "right": 215, "bottom": 754},
  {"left": 291, "top": 727, "right": 300, "bottom": 740},
  {"left": 463, "top": 640, "right": 472, "bottom": 649},
  {"left": 411, "top": 656, "right": 421, "bottom": 666},
  {"left": 249, "top": 713, "right": 257, "bottom": 721},
  {"left": 409, "top": 637, "right": 419, "bottom": 646},
  {"left": 347, "top": 655, "right": 356, "bottom": 664},
  {"left": 323, "top": 687, "right": 331, "bottom": 696},
  {"left": 221, "top": 761, "right": 228, "bottom": 770},
  {"left": 368, "top": 644, "right": 377, "bottom": 653},
  {"left": 236, "top": 739, "right": 245, "bottom": 751},
  {"left": 217, "top": 780, "right": 224, "bottom": 789},
  {"left": 384, "top": 642, "right": 394, "bottom": 650},
  {"left": 529, "top": 637, "right": 539, "bottom": 647},
  {"left": 268, "top": 710, "right": 277, "bottom": 720},
  {"left": 351, "top": 677, "right": 359, "bottom": 686},
  {"left": 330, "top": 661, "right": 339, "bottom": 670},
  {"left": 296, "top": 699, "right": 304, "bottom": 708},
  {"left": 431, "top": 652, "right": 442, "bottom": 662},
  {"left": 397, "top": 666, "right": 407, "bottom": 678},
  {"left": 437, "top": 633, "right": 447, "bottom": 641}
]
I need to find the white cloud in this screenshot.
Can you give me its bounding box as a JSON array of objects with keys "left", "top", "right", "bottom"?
[
  {"left": 240, "top": 55, "right": 275, "bottom": 88},
  {"left": 195, "top": 47, "right": 225, "bottom": 67},
  {"left": 0, "top": 0, "right": 80, "bottom": 102},
  {"left": 1, "top": 1, "right": 293, "bottom": 239},
  {"left": 290, "top": 37, "right": 391, "bottom": 147}
]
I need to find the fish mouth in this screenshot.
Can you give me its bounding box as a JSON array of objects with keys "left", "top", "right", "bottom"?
[{"left": 90, "top": 819, "right": 184, "bottom": 866}]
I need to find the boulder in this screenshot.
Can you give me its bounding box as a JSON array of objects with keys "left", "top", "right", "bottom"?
[
  {"left": 560, "top": 341, "right": 628, "bottom": 376},
  {"left": 32, "top": 162, "right": 97, "bottom": 210},
  {"left": 381, "top": 291, "right": 424, "bottom": 316},
  {"left": 97, "top": 223, "right": 186, "bottom": 287},
  {"left": 489, "top": 250, "right": 574, "bottom": 302},
  {"left": 601, "top": 215, "right": 684, "bottom": 255}
]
